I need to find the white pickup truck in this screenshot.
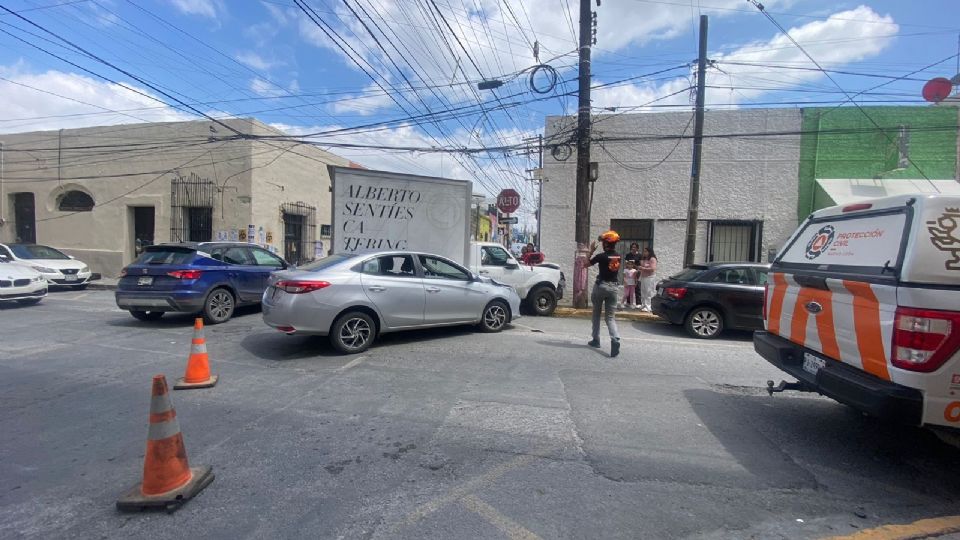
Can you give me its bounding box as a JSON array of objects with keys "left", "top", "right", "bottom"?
[{"left": 467, "top": 242, "right": 565, "bottom": 316}]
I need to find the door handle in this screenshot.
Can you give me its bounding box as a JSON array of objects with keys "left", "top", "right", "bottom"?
[
  {"left": 426, "top": 287, "right": 441, "bottom": 293},
  {"left": 368, "top": 285, "right": 386, "bottom": 292}
]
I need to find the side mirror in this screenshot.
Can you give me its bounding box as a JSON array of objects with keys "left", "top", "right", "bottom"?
[
  {"left": 505, "top": 262, "right": 519, "bottom": 270},
  {"left": 68, "top": 255, "right": 76, "bottom": 260}
]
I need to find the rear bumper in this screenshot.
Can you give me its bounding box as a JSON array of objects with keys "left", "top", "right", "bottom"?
[
  {"left": 754, "top": 331, "right": 923, "bottom": 426},
  {"left": 651, "top": 296, "right": 685, "bottom": 324},
  {"left": 115, "top": 290, "right": 206, "bottom": 312}
]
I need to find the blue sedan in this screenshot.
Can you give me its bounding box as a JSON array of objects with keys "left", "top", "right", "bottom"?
[{"left": 115, "top": 242, "right": 288, "bottom": 323}]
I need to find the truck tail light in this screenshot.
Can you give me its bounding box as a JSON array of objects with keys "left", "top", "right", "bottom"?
[
  {"left": 892, "top": 307, "right": 960, "bottom": 372},
  {"left": 665, "top": 287, "right": 687, "bottom": 300},
  {"left": 167, "top": 270, "right": 203, "bottom": 280},
  {"left": 276, "top": 280, "right": 330, "bottom": 294}
]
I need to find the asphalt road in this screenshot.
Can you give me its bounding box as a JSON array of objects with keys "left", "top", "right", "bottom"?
[{"left": 2, "top": 290, "right": 960, "bottom": 540}]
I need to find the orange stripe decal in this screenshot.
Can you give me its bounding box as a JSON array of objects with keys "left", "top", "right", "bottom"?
[
  {"left": 810, "top": 289, "right": 840, "bottom": 360},
  {"left": 790, "top": 288, "right": 812, "bottom": 348},
  {"left": 767, "top": 273, "right": 788, "bottom": 335},
  {"left": 843, "top": 280, "right": 890, "bottom": 381}
]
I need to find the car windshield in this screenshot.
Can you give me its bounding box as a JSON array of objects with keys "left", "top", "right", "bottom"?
[
  {"left": 669, "top": 267, "right": 707, "bottom": 282},
  {"left": 136, "top": 248, "right": 196, "bottom": 265},
  {"left": 298, "top": 253, "right": 355, "bottom": 271},
  {"left": 9, "top": 244, "right": 70, "bottom": 260}
]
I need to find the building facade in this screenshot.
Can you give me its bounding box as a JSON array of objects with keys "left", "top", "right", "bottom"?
[
  {"left": 0, "top": 119, "right": 351, "bottom": 277},
  {"left": 541, "top": 108, "right": 803, "bottom": 292}
]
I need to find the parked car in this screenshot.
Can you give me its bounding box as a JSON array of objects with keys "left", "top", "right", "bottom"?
[
  {"left": 115, "top": 242, "right": 289, "bottom": 323},
  {"left": 0, "top": 253, "right": 47, "bottom": 305},
  {"left": 262, "top": 250, "right": 522, "bottom": 354},
  {"left": 652, "top": 262, "right": 769, "bottom": 339},
  {"left": 0, "top": 243, "right": 94, "bottom": 288}
]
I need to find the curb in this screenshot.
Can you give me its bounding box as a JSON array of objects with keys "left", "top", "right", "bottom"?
[{"left": 553, "top": 307, "right": 662, "bottom": 322}]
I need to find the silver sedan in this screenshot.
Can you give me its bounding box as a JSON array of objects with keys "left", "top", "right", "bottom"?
[{"left": 261, "top": 250, "right": 521, "bottom": 354}]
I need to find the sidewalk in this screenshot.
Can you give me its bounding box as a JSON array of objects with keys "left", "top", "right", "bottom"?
[{"left": 553, "top": 306, "right": 661, "bottom": 322}]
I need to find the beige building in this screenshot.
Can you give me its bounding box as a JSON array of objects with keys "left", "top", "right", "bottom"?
[{"left": 0, "top": 118, "right": 353, "bottom": 276}]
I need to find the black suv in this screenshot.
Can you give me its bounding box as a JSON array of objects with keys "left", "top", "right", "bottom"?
[{"left": 652, "top": 262, "right": 769, "bottom": 339}]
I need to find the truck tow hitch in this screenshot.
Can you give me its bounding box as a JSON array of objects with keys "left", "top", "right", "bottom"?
[{"left": 766, "top": 380, "right": 812, "bottom": 396}]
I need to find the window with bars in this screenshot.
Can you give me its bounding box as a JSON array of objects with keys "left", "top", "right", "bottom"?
[
  {"left": 170, "top": 173, "right": 215, "bottom": 243},
  {"left": 708, "top": 221, "right": 762, "bottom": 262}
]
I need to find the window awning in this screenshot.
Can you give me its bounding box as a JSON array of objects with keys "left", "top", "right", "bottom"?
[{"left": 816, "top": 178, "right": 960, "bottom": 206}]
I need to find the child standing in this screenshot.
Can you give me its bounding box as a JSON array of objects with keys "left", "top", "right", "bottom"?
[{"left": 621, "top": 261, "right": 639, "bottom": 309}]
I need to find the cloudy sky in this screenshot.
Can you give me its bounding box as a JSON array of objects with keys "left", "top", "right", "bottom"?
[{"left": 1, "top": 0, "right": 958, "bottom": 213}]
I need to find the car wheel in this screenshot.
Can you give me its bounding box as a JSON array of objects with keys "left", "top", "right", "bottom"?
[
  {"left": 330, "top": 311, "right": 375, "bottom": 354},
  {"left": 17, "top": 298, "right": 42, "bottom": 306},
  {"left": 130, "top": 310, "right": 163, "bottom": 321},
  {"left": 479, "top": 300, "right": 509, "bottom": 333},
  {"left": 685, "top": 307, "right": 723, "bottom": 339},
  {"left": 528, "top": 286, "right": 557, "bottom": 316},
  {"left": 203, "top": 288, "right": 235, "bottom": 324}
]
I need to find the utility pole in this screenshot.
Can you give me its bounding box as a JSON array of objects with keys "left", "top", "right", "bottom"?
[
  {"left": 572, "top": 0, "right": 595, "bottom": 308},
  {"left": 683, "top": 15, "right": 708, "bottom": 268},
  {"left": 536, "top": 134, "right": 543, "bottom": 248}
]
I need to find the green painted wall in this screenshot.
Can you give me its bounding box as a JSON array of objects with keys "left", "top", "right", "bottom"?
[{"left": 797, "top": 106, "right": 958, "bottom": 219}]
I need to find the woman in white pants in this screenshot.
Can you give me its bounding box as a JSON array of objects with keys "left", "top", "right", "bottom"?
[{"left": 639, "top": 247, "right": 658, "bottom": 311}]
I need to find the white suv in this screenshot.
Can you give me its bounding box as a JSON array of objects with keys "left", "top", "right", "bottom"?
[{"left": 468, "top": 242, "right": 565, "bottom": 316}]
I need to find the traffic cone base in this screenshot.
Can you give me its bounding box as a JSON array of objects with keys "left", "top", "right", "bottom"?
[
  {"left": 174, "top": 374, "right": 219, "bottom": 389},
  {"left": 116, "top": 465, "right": 214, "bottom": 513}
]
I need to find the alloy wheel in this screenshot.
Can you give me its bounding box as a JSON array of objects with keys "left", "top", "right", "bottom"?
[
  {"left": 208, "top": 290, "right": 234, "bottom": 322},
  {"left": 484, "top": 304, "right": 507, "bottom": 330},
  {"left": 339, "top": 317, "right": 372, "bottom": 350},
  {"left": 691, "top": 309, "right": 720, "bottom": 337}
]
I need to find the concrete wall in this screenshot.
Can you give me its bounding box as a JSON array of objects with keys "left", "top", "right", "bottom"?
[
  {"left": 541, "top": 108, "right": 802, "bottom": 302},
  {"left": 0, "top": 118, "right": 348, "bottom": 276}
]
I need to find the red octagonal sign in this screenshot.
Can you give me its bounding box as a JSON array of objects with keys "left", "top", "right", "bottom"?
[{"left": 497, "top": 188, "right": 521, "bottom": 214}]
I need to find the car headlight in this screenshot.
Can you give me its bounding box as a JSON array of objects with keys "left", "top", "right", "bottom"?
[
  {"left": 33, "top": 275, "right": 43, "bottom": 282},
  {"left": 80, "top": 266, "right": 89, "bottom": 273},
  {"left": 32, "top": 265, "right": 56, "bottom": 273}
]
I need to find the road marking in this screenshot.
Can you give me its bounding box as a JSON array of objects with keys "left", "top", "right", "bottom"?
[
  {"left": 460, "top": 494, "right": 542, "bottom": 540},
  {"left": 824, "top": 515, "right": 960, "bottom": 540},
  {"left": 338, "top": 355, "right": 367, "bottom": 372},
  {"left": 390, "top": 446, "right": 552, "bottom": 533}
]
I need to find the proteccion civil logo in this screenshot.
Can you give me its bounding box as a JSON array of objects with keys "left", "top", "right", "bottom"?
[{"left": 805, "top": 225, "right": 835, "bottom": 260}]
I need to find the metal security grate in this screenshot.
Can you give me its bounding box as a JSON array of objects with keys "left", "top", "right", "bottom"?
[
  {"left": 281, "top": 202, "right": 317, "bottom": 265},
  {"left": 708, "top": 221, "right": 762, "bottom": 262},
  {"left": 170, "top": 173, "right": 215, "bottom": 243}
]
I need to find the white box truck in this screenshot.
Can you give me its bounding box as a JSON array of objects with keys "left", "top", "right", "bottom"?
[{"left": 329, "top": 167, "right": 564, "bottom": 315}]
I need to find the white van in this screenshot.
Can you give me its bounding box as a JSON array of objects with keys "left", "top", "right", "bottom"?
[{"left": 756, "top": 194, "right": 960, "bottom": 430}]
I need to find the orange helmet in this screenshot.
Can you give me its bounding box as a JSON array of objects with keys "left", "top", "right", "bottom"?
[{"left": 599, "top": 230, "right": 620, "bottom": 244}]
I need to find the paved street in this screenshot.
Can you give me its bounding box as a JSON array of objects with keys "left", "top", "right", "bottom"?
[{"left": 2, "top": 290, "right": 960, "bottom": 539}]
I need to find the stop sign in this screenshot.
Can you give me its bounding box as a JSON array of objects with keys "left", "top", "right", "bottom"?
[{"left": 497, "top": 189, "right": 521, "bottom": 214}]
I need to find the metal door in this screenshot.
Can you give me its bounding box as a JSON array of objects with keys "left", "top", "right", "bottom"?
[
  {"left": 133, "top": 206, "right": 155, "bottom": 257},
  {"left": 13, "top": 193, "right": 35, "bottom": 243}
]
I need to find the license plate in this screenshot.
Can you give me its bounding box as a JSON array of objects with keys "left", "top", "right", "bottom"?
[
  {"left": 802, "top": 352, "right": 826, "bottom": 375},
  {"left": 64, "top": 275, "right": 78, "bottom": 282},
  {"left": 137, "top": 276, "right": 153, "bottom": 286}
]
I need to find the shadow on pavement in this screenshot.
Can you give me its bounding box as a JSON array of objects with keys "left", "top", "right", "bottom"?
[
  {"left": 240, "top": 332, "right": 340, "bottom": 360},
  {"left": 630, "top": 320, "right": 755, "bottom": 342},
  {"left": 106, "top": 305, "right": 263, "bottom": 328},
  {"left": 685, "top": 387, "right": 960, "bottom": 500}
]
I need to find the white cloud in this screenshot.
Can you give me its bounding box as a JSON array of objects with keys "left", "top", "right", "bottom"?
[
  {"left": 235, "top": 52, "right": 279, "bottom": 71},
  {"left": 331, "top": 84, "right": 396, "bottom": 116},
  {"left": 0, "top": 65, "right": 193, "bottom": 134},
  {"left": 592, "top": 6, "right": 898, "bottom": 110},
  {"left": 249, "top": 77, "right": 286, "bottom": 98},
  {"left": 167, "top": 0, "right": 222, "bottom": 19}
]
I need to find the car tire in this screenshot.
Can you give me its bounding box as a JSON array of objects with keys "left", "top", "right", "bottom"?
[
  {"left": 685, "top": 306, "right": 723, "bottom": 339},
  {"left": 203, "top": 288, "right": 235, "bottom": 324},
  {"left": 130, "top": 310, "right": 163, "bottom": 321},
  {"left": 479, "top": 300, "right": 510, "bottom": 333},
  {"left": 527, "top": 286, "right": 557, "bottom": 316},
  {"left": 17, "top": 298, "right": 42, "bottom": 306},
  {"left": 330, "top": 311, "right": 376, "bottom": 354}
]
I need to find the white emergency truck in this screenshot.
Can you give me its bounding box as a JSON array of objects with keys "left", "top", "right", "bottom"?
[{"left": 756, "top": 195, "right": 960, "bottom": 431}]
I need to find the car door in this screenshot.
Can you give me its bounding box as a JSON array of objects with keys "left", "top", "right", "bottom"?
[
  {"left": 248, "top": 247, "right": 287, "bottom": 295},
  {"left": 358, "top": 254, "right": 425, "bottom": 328},
  {"left": 479, "top": 245, "right": 523, "bottom": 288},
  {"left": 744, "top": 268, "right": 769, "bottom": 329},
  {"left": 707, "top": 267, "right": 760, "bottom": 329},
  {"left": 417, "top": 254, "right": 487, "bottom": 323},
  {"left": 220, "top": 246, "right": 261, "bottom": 303}
]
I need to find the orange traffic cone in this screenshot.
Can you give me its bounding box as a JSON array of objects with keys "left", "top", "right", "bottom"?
[
  {"left": 174, "top": 318, "right": 218, "bottom": 390},
  {"left": 117, "top": 375, "right": 213, "bottom": 512}
]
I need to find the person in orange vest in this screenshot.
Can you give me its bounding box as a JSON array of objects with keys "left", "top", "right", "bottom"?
[{"left": 583, "top": 230, "right": 622, "bottom": 357}]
